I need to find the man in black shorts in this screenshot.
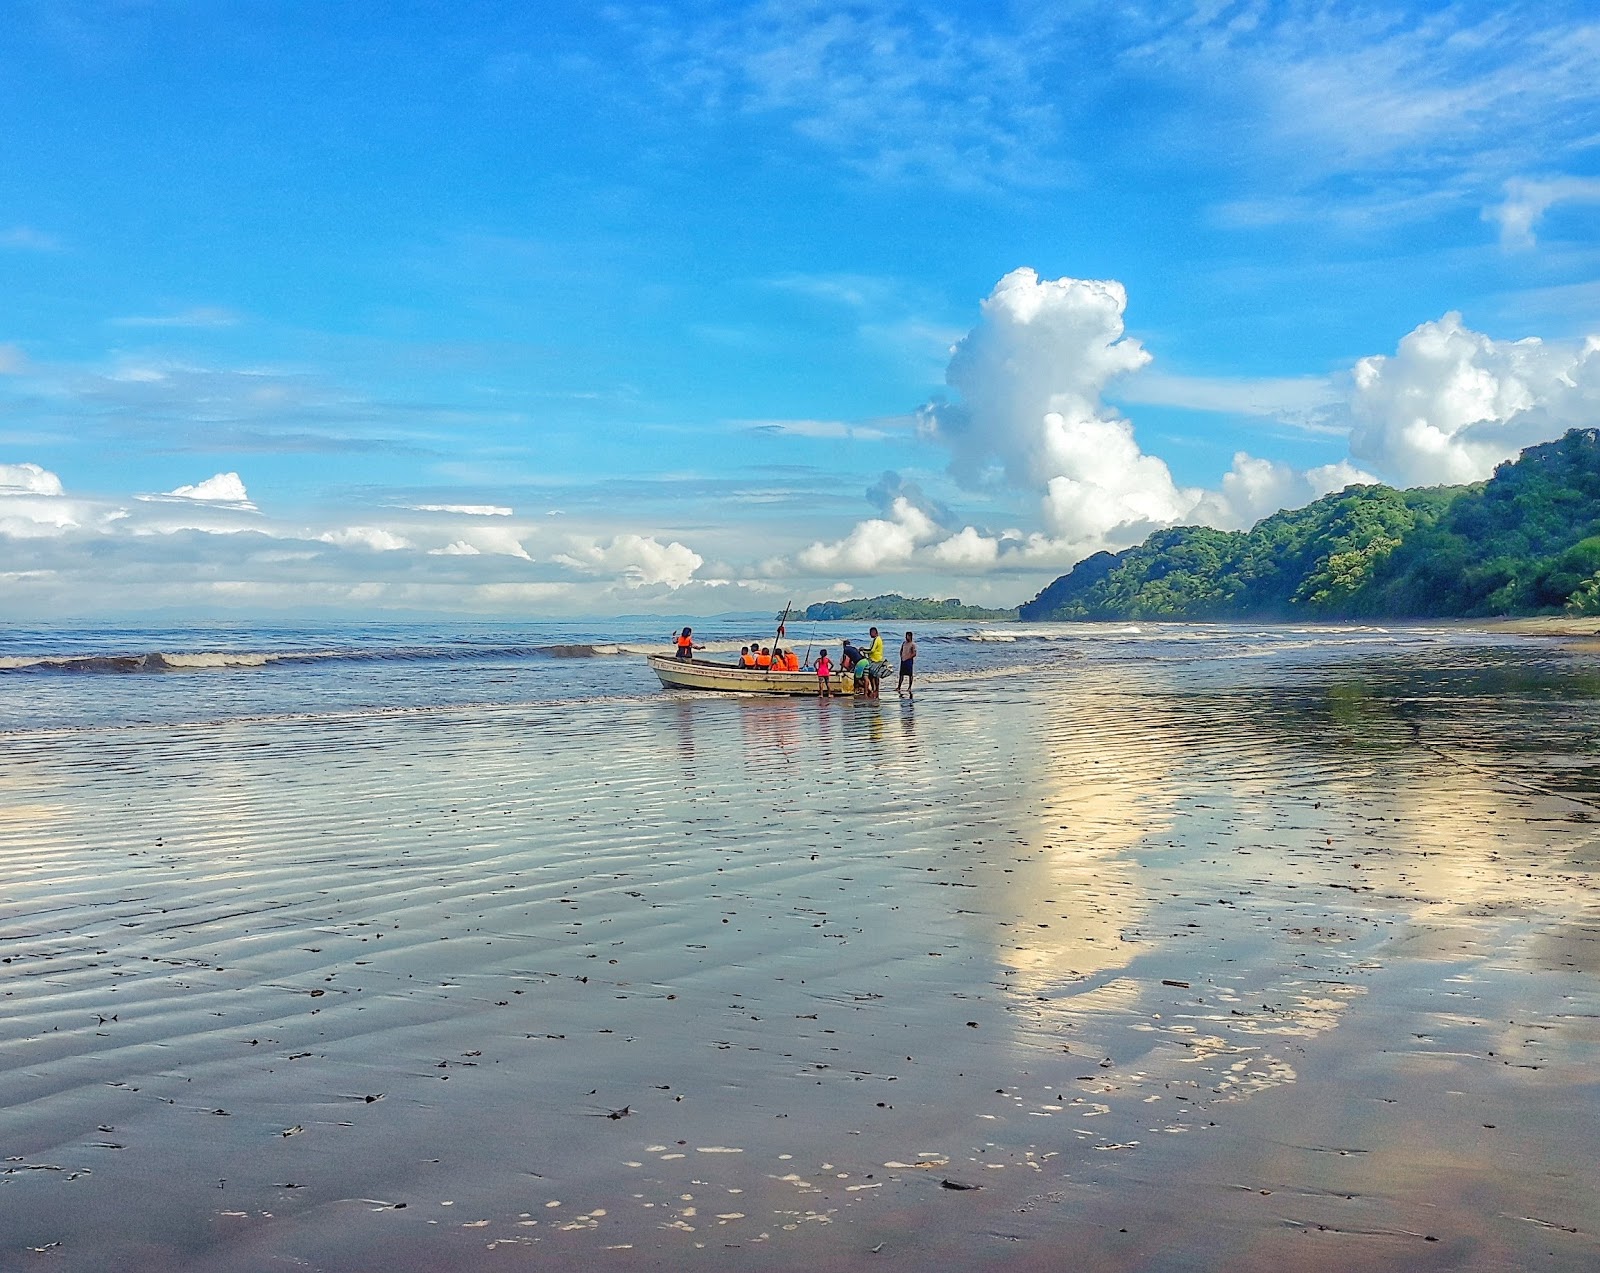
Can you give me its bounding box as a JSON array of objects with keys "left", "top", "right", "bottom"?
[{"left": 897, "top": 631, "right": 918, "bottom": 694}]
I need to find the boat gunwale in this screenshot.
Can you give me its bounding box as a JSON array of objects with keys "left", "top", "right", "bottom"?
[{"left": 646, "top": 652, "right": 850, "bottom": 694}]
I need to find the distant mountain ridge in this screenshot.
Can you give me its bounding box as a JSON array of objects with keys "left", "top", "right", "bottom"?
[
  {"left": 802, "top": 595, "right": 1019, "bottom": 621},
  {"left": 1020, "top": 428, "right": 1600, "bottom": 621}
]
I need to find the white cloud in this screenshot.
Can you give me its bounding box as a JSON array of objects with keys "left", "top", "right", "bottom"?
[
  {"left": 429, "top": 540, "right": 481, "bottom": 556},
  {"left": 1189, "top": 454, "right": 1377, "bottom": 530},
  {"left": 779, "top": 267, "right": 1404, "bottom": 580},
  {"left": 619, "top": 0, "right": 1060, "bottom": 189},
  {"left": 554, "top": 534, "right": 703, "bottom": 587},
  {"left": 927, "top": 525, "right": 1001, "bottom": 568},
  {"left": 0, "top": 462, "right": 64, "bottom": 496},
  {"left": 922, "top": 267, "right": 1189, "bottom": 545},
  {"left": 318, "top": 527, "right": 414, "bottom": 552},
  {"left": 1485, "top": 176, "right": 1600, "bottom": 250},
  {"left": 1350, "top": 313, "right": 1600, "bottom": 486},
  {"left": 435, "top": 525, "right": 532, "bottom": 560},
  {"left": 407, "top": 503, "right": 514, "bottom": 516},
  {"left": 796, "top": 495, "right": 940, "bottom": 573},
  {"left": 164, "top": 472, "right": 254, "bottom": 505}
]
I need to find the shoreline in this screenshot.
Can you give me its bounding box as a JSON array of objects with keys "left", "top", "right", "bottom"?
[{"left": 1454, "top": 614, "right": 1600, "bottom": 638}]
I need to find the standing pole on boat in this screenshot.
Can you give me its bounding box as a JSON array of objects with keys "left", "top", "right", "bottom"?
[{"left": 771, "top": 602, "right": 791, "bottom": 677}]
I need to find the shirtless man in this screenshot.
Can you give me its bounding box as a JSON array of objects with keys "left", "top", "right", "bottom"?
[{"left": 897, "top": 631, "right": 918, "bottom": 694}]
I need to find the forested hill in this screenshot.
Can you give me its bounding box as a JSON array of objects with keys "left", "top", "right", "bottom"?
[
  {"left": 802, "top": 595, "right": 1018, "bottom": 621},
  {"left": 1020, "top": 428, "right": 1600, "bottom": 621}
]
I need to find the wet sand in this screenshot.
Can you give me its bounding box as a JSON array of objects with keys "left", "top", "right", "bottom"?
[{"left": 3, "top": 654, "right": 1600, "bottom": 1271}]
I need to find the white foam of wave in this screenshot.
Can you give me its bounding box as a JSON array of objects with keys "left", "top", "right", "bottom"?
[{"left": 158, "top": 652, "right": 273, "bottom": 669}]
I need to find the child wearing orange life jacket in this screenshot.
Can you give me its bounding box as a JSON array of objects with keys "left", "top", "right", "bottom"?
[
  {"left": 674, "top": 626, "right": 700, "bottom": 660},
  {"left": 739, "top": 646, "right": 756, "bottom": 667},
  {"left": 755, "top": 647, "right": 773, "bottom": 668},
  {"left": 782, "top": 649, "right": 800, "bottom": 672}
]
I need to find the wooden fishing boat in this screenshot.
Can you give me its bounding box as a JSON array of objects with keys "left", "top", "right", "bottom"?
[{"left": 647, "top": 653, "right": 852, "bottom": 696}]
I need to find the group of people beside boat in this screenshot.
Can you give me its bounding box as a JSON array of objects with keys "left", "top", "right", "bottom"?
[{"left": 670, "top": 624, "right": 918, "bottom": 697}]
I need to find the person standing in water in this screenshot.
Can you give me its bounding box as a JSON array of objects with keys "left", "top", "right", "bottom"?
[{"left": 897, "top": 631, "right": 918, "bottom": 694}]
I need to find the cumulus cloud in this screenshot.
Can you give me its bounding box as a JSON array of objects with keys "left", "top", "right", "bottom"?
[
  {"left": 554, "top": 534, "right": 703, "bottom": 587},
  {"left": 787, "top": 267, "right": 1393, "bottom": 581},
  {"left": 0, "top": 462, "right": 64, "bottom": 496},
  {"left": 318, "top": 527, "right": 414, "bottom": 552},
  {"left": 796, "top": 495, "right": 940, "bottom": 574},
  {"left": 432, "top": 525, "right": 532, "bottom": 560},
  {"left": 1350, "top": 313, "right": 1600, "bottom": 486},
  {"left": 1190, "top": 455, "right": 1378, "bottom": 530},
  {"left": 924, "top": 268, "right": 1153, "bottom": 492},
  {"left": 164, "top": 472, "right": 254, "bottom": 505}
]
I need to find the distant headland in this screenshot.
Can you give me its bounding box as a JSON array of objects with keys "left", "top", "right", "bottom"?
[{"left": 801, "top": 595, "right": 1019, "bottom": 622}]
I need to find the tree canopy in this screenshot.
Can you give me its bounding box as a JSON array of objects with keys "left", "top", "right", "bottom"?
[{"left": 1021, "top": 429, "right": 1600, "bottom": 622}]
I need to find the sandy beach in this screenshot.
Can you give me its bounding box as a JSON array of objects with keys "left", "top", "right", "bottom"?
[{"left": 3, "top": 629, "right": 1600, "bottom": 1271}]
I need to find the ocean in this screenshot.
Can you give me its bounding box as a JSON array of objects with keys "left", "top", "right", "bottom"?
[{"left": 2, "top": 616, "right": 1588, "bottom": 732}]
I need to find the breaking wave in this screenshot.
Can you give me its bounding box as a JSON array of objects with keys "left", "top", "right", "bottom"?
[{"left": 0, "top": 641, "right": 665, "bottom": 675}]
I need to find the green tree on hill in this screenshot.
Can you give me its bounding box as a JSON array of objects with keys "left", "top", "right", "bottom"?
[{"left": 1020, "top": 428, "right": 1600, "bottom": 622}]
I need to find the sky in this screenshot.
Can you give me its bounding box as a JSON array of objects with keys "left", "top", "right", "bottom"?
[{"left": 2, "top": 0, "right": 1598, "bottom": 620}]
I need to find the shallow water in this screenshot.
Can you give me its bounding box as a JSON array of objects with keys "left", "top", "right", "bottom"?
[{"left": 1, "top": 623, "right": 1598, "bottom": 1269}]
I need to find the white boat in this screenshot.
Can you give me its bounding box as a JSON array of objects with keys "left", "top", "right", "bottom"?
[{"left": 647, "top": 653, "right": 852, "bottom": 696}]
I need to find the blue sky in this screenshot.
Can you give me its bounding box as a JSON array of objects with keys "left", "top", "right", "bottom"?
[{"left": 2, "top": 0, "right": 1598, "bottom": 618}]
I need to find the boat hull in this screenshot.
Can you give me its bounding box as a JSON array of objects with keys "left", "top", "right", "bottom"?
[{"left": 647, "top": 654, "right": 851, "bottom": 695}]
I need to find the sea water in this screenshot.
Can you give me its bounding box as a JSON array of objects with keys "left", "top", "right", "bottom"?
[{"left": 0, "top": 617, "right": 1590, "bottom": 738}]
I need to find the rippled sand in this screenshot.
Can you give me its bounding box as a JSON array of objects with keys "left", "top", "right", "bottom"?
[{"left": 3, "top": 654, "right": 1600, "bottom": 1271}]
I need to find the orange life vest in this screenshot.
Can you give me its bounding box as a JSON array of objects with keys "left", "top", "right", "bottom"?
[{"left": 756, "top": 652, "right": 772, "bottom": 668}]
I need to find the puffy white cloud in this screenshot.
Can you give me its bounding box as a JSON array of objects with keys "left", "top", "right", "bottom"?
[
  {"left": 0, "top": 462, "right": 64, "bottom": 495},
  {"left": 164, "top": 472, "right": 254, "bottom": 505},
  {"left": 796, "top": 496, "right": 940, "bottom": 574},
  {"left": 437, "top": 525, "right": 532, "bottom": 560},
  {"left": 1189, "top": 454, "right": 1377, "bottom": 530},
  {"left": 782, "top": 267, "right": 1403, "bottom": 581},
  {"left": 1035, "top": 416, "right": 1194, "bottom": 542},
  {"left": 927, "top": 526, "right": 1000, "bottom": 568},
  {"left": 554, "top": 534, "right": 703, "bottom": 588},
  {"left": 1350, "top": 313, "right": 1600, "bottom": 486},
  {"left": 924, "top": 268, "right": 1153, "bottom": 493},
  {"left": 318, "top": 527, "right": 414, "bottom": 552}
]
